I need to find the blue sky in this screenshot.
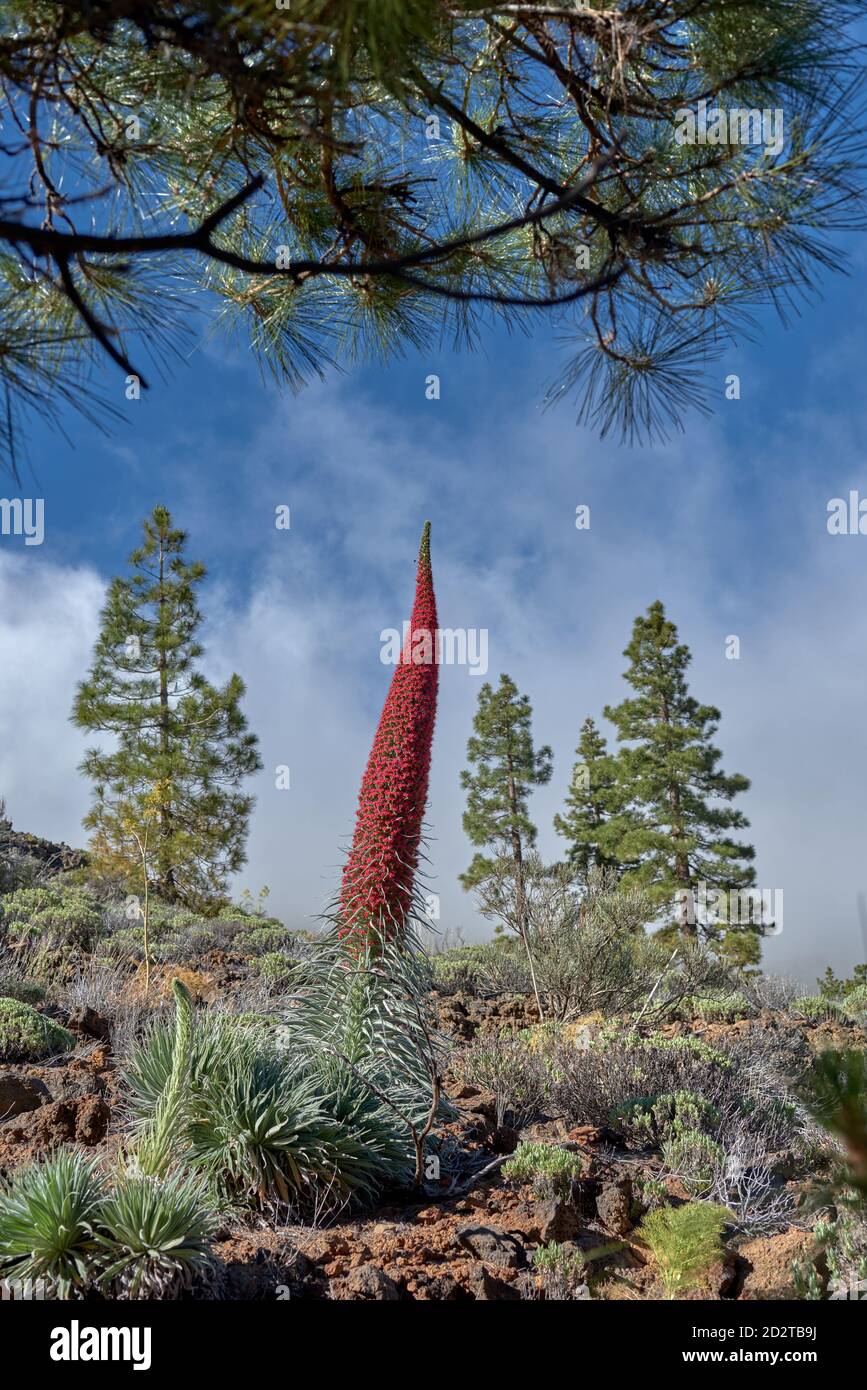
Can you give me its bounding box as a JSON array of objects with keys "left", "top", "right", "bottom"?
[{"left": 2, "top": 230, "right": 867, "bottom": 984}]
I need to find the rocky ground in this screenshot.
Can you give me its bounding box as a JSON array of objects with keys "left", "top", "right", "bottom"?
[{"left": 1, "top": 956, "right": 860, "bottom": 1301}]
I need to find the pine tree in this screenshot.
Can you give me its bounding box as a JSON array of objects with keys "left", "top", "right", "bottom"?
[
  {"left": 3, "top": 2, "right": 865, "bottom": 464},
  {"left": 603, "top": 602, "right": 759, "bottom": 961},
  {"left": 460, "top": 675, "right": 552, "bottom": 941},
  {"left": 72, "top": 507, "right": 262, "bottom": 908},
  {"left": 553, "top": 716, "right": 622, "bottom": 877}
]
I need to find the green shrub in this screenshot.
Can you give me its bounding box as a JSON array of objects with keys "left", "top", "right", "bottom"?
[
  {"left": 661, "top": 1129, "right": 726, "bottom": 1196},
  {"left": 0, "top": 1151, "right": 216, "bottom": 1300},
  {"left": 1, "top": 885, "right": 103, "bottom": 949},
  {"left": 816, "top": 964, "right": 867, "bottom": 1003},
  {"left": 105, "top": 925, "right": 146, "bottom": 959},
  {"left": 453, "top": 1033, "right": 549, "bottom": 1128},
  {"left": 0, "top": 973, "right": 45, "bottom": 1006},
  {"left": 95, "top": 1171, "right": 217, "bottom": 1298},
  {"left": 0, "top": 1151, "right": 104, "bottom": 1297},
  {"left": 503, "top": 1142, "right": 587, "bottom": 1200},
  {"left": 669, "top": 995, "right": 750, "bottom": 1028},
  {"left": 554, "top": 1032, "right": 732, "bottom": 1136},
  {"left": 238, "top": 925, "right": 291, "bottom": 956},
  {"left": 216, "top": 904, "right": 247, "bottom": 922},
  {"left": 803, "top": 1212, "right": 867, "bottom": 1300},
  {"left": 0, "top": 998, "right": 75, "bottom": 1060},
  {"left": 639, "top": 1202, "right": 730, "bottom": 1298},
  {"left": 532, "top": 1241, "right": 588, "bottom": 1299},
  {"left": 611, "top": 1088, "right": 719, "bottom": 1146},
  {"left": 687, "top": 993, "right": 751, "bottom": 1022},
  {"left": 643, "top": 1034, "right": 731, "bottom": 1067},
  {"left": 793, "top": 995, "right": 847, "bottom": 1022},
  {"left": 632, "top": 1173, "right": 668, "bottom": 1212},
  {"left": 162, "top": 909, "right": 204, "bottom": 933},
  {"left": 254, "top": 951, "right": 298, "bottom": 990},
  {"left": 841, "top": 985, "right": 867, "bottom": 1020},
  {"left": 429, "top": 945, "right": 488, "bottom": 995}
]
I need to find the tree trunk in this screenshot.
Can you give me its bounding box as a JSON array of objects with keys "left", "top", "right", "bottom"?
[
  {"left": 506, "top": 753, "right": 544, "bottom": 1021},
  {"left": 156, "top": 535, "right": 176, "bottom": 900},
  {"left": 660, "top": 690, "right": 692, "bottom": 937}
]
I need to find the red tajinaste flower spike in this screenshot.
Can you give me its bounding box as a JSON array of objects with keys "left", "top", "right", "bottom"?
[{"left": 340, "top": 522, "right": 438, "bottom": 948}]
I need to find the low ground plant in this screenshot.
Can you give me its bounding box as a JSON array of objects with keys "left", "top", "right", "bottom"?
[
  {"left": 502, "top": 1142, "right": 587, "bottom": 1199},
  {"left": 638, "top": 1202, "right": 730, "bottom": 1298},
  {"left": 0, "top": 997, "right": 74, "bottom": 1061},
  {"left": 452, "top": 1033, "right": 549, "bottom": 1128}
]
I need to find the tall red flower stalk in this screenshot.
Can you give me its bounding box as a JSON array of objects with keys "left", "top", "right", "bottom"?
[{"left": 339, "top": 522, "right": 438, "bottom": 949}]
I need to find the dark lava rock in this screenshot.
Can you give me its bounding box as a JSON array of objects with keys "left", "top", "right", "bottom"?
[{"left": 0, "top": 1072, "right": 50, "bottom": 1120}]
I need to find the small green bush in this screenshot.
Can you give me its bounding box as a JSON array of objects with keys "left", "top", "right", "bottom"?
[
  {"left": 800, "top": 1212, "right": 867, "bottom": 1300},
  {"left": 632, "top": 1173, "right": 668, "bottom": 1212},
  {"left": 0, "top": 1151, "right": 216, "bottom": 1300},
  {"left": 238, "top": 925, "right": 291, "bottom": 956},
  {"left": 532, "top": 1241, "right": 588, "bottom": 1299},
  {"left": 453, "top": 1033, "right": 549, "bottom": 1128},
  {"left": 162, "top": 909, "right": 204, "bottom": 933},
  {"left": 0, "top": 973, "right": 45, "bottom": 1006},
  {"left": 95, "top": 1171, "right": 217, "bottom": 1298},
  {"left": 611, "top": 1088, "right": 719, "bottom": 1146},
  {"left": 1, "top": 885, "right": 103, "bottom": 949},
  {"left": 661, "top": 1129, "right": 726, "bottom": 1196},
  {"left": 0, "top": 998, "right": 75, "bottom": 1060},
  {"left": 503, "top": 1142, "right": 586, "bottom": 1199},
  {"left": 639, "top": 1202, "right": 730, "bottom": 1298},
  {"left": 254, "top": 951, "right": 298, "bottom": 990},
  {"left": 841, "top": 985, "right": 867, "bottom": 1020},
  {"left": 689, "top": 993, "right": 751, "bottom": 1022},
  {"left": 642, "top": 1034, "right": 731, "bottom": 1067},
  {"left": 793, "top": 995, "right": 846, "bottom": 1022},
  {"left": 104, "top": 926, "right": 145, "bottom": 959},
  {"left": 0, "top": 1150, "right": 103, "bottom": 1297},
  {"left": 429, "top": 945, "right": 488, "bottom": 995}
]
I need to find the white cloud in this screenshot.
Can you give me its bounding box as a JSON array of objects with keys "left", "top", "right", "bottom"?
[
  {"left": 2, "top": 380, "right": 866, "bottom": 986},
  {"left": 0, "top": 552, "right": 102, "bottom": 842}
]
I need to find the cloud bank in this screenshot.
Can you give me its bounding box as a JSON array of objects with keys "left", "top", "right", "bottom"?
[{"left": 2, "top": 377, "right": 866, "bottom": 985}]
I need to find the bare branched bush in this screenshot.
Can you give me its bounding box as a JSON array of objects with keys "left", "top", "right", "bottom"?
[
  {"left": 453, "top": 1034, "right": 550, "bottom": 1130},
  {"left": 61, "top": 957, "right": 168, "bottom": 1055},
  {"left": 708, "top": 1127, "right": 796, "bottom": 1235},
  {"left": 740, "top": 972, "right": 804, "bottom": 1014},
  {"left": 554, "top": 1032, "right": 732, "bottom": 1130},
  {"left": 472, "top": 859, "right": 730, "bottom": 1022},
  {"left": 557, "top": 1028, "right": 803, "bottom": 1141},
  {"left": 477, "top": 947, "right": 534, "bottom": 999}
]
